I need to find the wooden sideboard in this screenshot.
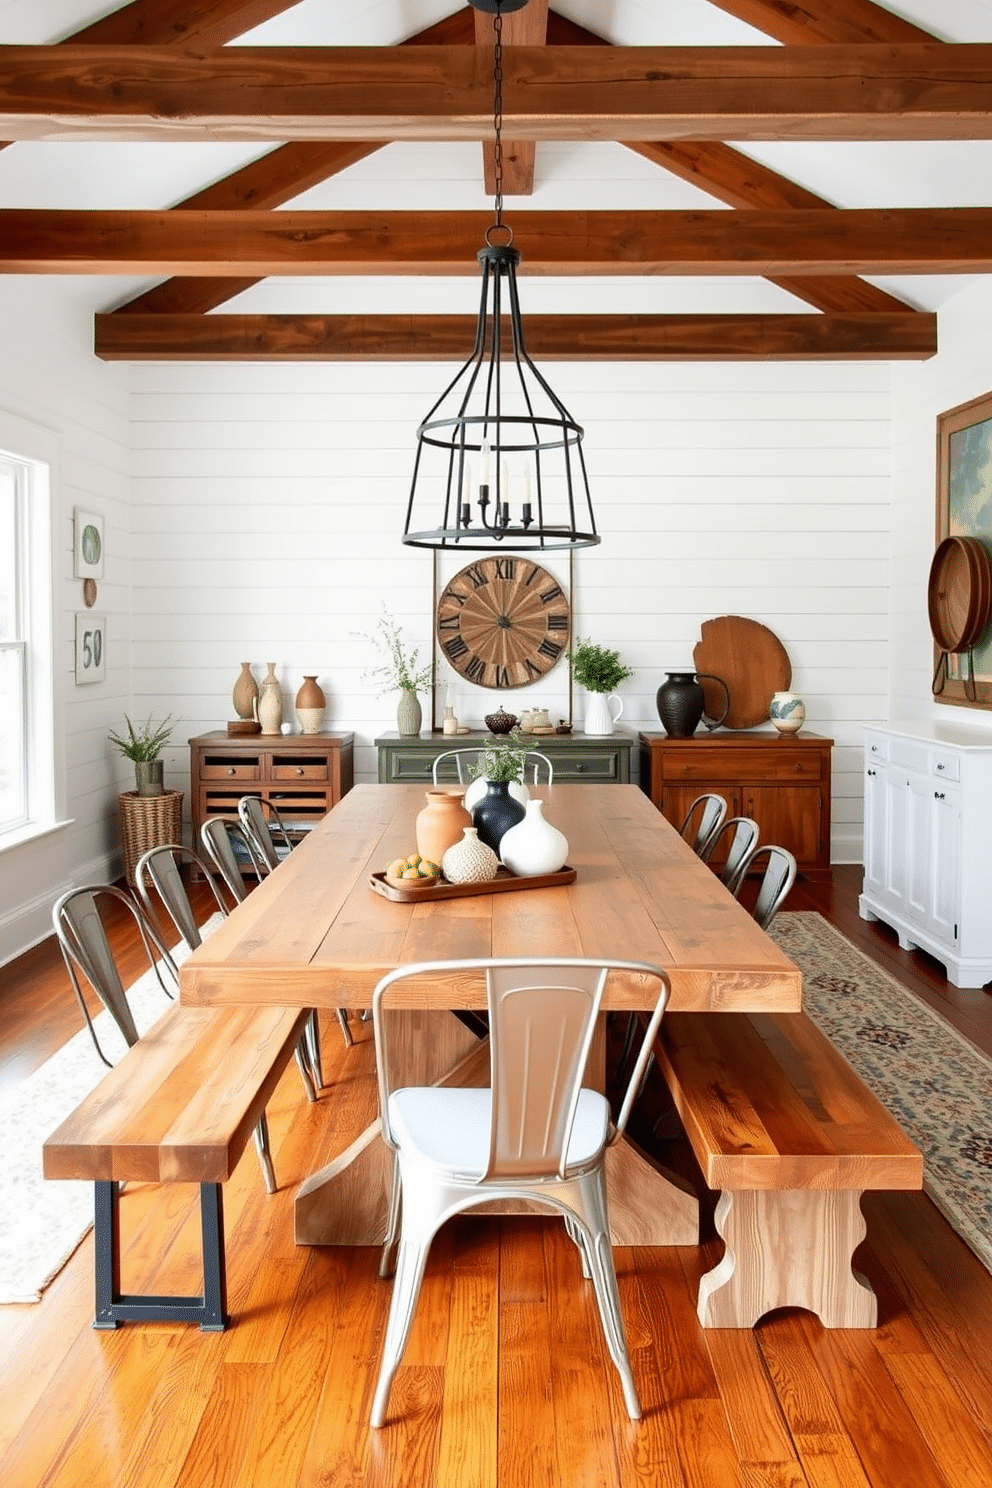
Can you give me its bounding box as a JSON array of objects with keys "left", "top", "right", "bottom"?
[
  {"left": 189, "top": 731, "right": 354, "bottom": 854},
  {"left": 638, "top": 729, "right": 832, "bottom": 876},
  {"left": 375, "top": 730, "right": 633, "bottom": 786}
]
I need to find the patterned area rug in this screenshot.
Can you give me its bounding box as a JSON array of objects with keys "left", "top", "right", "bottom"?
[
  {"left": 771, "top": 911, "right": 992, "bottom": 1274},
  {"left": 0, "top": 929, "right": 213, "bottom": 1305}
]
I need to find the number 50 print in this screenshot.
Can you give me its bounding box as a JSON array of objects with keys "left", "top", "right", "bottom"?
[{"left": 75, "top": 613, "right": 106, "bottom": 684}]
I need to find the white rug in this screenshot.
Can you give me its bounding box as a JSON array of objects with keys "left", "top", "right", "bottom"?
[{"left": 0, "top": 926, "right": 217, "bottom": 1305}]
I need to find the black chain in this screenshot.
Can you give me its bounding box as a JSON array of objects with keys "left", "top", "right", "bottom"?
[{"left": 493, "top": 6, "right": 504, "bottom": 233}]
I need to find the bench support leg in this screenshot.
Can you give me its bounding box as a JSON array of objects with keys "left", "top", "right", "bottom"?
[
  {"left": 698, "top": 1188, "right": 878, "bottom": 1329},
  {"left": 92, "top": 1180, "right": 229, "bottom": 1331}
]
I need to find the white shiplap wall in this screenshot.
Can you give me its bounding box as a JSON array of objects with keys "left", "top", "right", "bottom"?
[
  {"left": 0, "top": 279, "right": 133, "bottom": 962},
  {"left": 129, "top": 355, "right": 890, "bottom": 861}
]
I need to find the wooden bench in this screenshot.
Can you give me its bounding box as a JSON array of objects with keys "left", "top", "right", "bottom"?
[
  {"left": 43, "top": 1002, "right": 310, "bottom": 1331},
  {"left": 654, "top": 1010, "right": 924, "bottom": 1328}
]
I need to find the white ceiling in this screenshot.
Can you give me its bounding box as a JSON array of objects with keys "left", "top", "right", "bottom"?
[{"left": 1, "top": 0, "right": 991, "bottom": 322}]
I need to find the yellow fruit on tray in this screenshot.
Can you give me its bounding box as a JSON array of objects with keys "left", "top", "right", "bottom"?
[{"left": 385, "top": 854, "right": 440, "bottom": 881}]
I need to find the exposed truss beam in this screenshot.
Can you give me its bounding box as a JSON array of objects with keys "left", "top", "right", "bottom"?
[
  {"left": 93, "top": 311, "right": 937, "bottom": 362},
  {"left": 1, "top": 44, "right": 990, "bottom": 144},
  {"left": 71, "top": 1, "right": 305, "bottom": 48},
  {"left": 705, "top": 0, "right": 934, "bottom": 46},
  {"left": 8, "top": 208, "right": 991, "bottom": 276}
]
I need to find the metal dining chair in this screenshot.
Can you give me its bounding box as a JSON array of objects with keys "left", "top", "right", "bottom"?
[
  {"left": 699, "top": 815, "right": 760, "bottom": 894},
  {"left": 134, "top": 844, "right": 322, "bottom": 1100},
  {"left": 678, "top": 793, "right": 728, "bottom": 856},
  {"left": 52, "top": 883, "right": 282, "bottom": 1191},
  {"left": 369, "top": 955, "right": 671, "bottom": 1428},
  {"left": 431, "top": 749, "right": 554, "bottom": 787},
  {"left": 734, "top": 844, "right": 798, "bottom": 930},
  {"left": 237, "top": 795, "right": 295, "bottom": 872},
  {"left": 204, "top": 816, "right": 353, "bottom": 1052}
]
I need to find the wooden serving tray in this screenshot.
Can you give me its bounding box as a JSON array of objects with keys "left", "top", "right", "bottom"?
[{"left": 369, "top": 865, "right": 576, "bottom": 902}]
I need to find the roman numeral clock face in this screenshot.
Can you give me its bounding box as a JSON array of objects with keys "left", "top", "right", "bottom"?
[{"left": 436, "top": 558, "right": 570, "bottom": 689}]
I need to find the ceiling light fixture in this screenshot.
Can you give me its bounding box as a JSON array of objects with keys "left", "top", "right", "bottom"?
[{"left": 402, "top": 0, "right": 600, "bottom": 552}]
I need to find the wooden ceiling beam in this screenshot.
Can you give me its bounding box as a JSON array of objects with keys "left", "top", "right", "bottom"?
[
  {"left": 70, "top": 1, "right": 306, "bottom": 48},
  {"left": 704, "top": 0, "right": 935, "bottom": 46},
  {"left": 474, "top": 0, "right": 549, "bottom": 197},
  {"left": 93, "top": 311, "right": 938, "bottom": 362},
  {"left": 9, "top": 207, "right": 992, "bottom": 276},
  {"left": 2, "top": 44, "right": 990, "bottom": 144}
]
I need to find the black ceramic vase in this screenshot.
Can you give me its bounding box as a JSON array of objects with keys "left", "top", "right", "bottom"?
[
  {"left": 656, "top": 671, "right": 731, "bottom": 738},
  {"left": 472, "top": 780, "right": 526, "bottom": 858}
]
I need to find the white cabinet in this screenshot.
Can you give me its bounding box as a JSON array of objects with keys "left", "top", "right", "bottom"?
[{"left": 859, "top": 722, "right": 992, "bottom": 988}]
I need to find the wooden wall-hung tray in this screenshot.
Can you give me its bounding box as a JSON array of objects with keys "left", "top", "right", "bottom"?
[
  {"left": 692, "top": 615, "right": 791, "bottom": 730},
  {"left": 928, "top": 536, "right": 992, "bottom": 652},
  {"left": 370, "top": 865, "right": 576, "bottom": 902}
]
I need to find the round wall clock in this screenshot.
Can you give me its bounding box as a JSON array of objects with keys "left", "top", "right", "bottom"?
[{"left": 436, "top": 557, "right": 570, "bottom": 689}]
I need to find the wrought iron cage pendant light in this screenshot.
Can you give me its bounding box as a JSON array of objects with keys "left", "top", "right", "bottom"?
[{"left": 402, "top": 0, "right": 600, "bottom": 552}]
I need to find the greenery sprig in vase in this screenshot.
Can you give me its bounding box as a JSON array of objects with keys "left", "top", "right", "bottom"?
[
  {"left": 360, "top": 611, "right": 434, "bottom": 737},
  {"left": 109, "top": 714, "right": 174, "bottom": 797},
  {"left": 566, "top": 638, "right": 635, "bottom": 693}
]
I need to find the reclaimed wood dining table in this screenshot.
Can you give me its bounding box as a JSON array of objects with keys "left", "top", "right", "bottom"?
[{"left": 179, "top": 782, "right": 803, "bottom": 1247}]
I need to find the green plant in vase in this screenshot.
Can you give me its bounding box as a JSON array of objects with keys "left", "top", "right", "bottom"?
[
  {"left": 567, "top": 637, "right": 634, "bottom": 737},
  {"left": 109, "top": 714, "right": 174, "bottom": 796},
  {"left": 360, "top": 610, "right": 433, "bottom": 738}
]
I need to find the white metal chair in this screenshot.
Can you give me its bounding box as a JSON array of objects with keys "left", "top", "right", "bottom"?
[
  {"left": 369, "top": 955, "right": 670, "bottom": 1428},
  {"left": 431, "top": 749, "right": 554, "bottom": 787},
  {"left": 134, "top": 844, "right": 322, "bottom": 1100},
  {"left": 678, "top": 792, "right": 728, "bottom": 856},
  {"left": 52, "top": 883, "right": 283, "bottom": 1191},
  {"left": 735, "top": 844, "right": 797, "bottom": 930},
  {"left": 699, "top": 815, "right": 760, "bottom": 894}
]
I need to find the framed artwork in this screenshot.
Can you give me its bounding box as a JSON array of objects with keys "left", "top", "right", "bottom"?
[
  {"left": 75, "top": 612, "right": 106, "bottom": 684},
  {"left": 73, "top": 507, "right": 104, "bottom": 580},
  {"left": 934, "top": 391, "right": 992, "bottom": 710}
]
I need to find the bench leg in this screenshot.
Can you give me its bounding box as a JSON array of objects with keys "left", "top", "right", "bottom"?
[
  {"left": 91, "top": 1180, "right": 229, "bottom": 1331},
  {"left": 697, "top": 1188, "right": 878, "bottom": 1329}
]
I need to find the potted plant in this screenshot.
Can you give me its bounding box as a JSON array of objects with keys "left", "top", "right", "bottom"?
[
  {"left": 362, "top": 611, "right": 433, "bottom": 737},
  {"left": 109, "top": 714, "right": 174, "bottom": 797},
  {"left": 567, "top": 638, "right": 634, "bottom": 737}
]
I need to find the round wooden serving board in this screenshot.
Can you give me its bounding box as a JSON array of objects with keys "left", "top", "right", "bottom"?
[{"left": 692, "top": 615, "right": 792, "bottom": 730}]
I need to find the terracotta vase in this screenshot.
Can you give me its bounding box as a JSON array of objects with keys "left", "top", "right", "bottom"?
[
  {"left": 499, "top": 799, "right": 569, "bottom": 876},
  {"left": 258, "top": 662, "right": 283, "bottom": 735},
  {"left": 232, "top": 662, "right": 258, "bottom": 721},
  {"left": 441, "top": 827, "right": 499, "bottom": 884},
  {"left": 296, "top": 675, "right": 326, "bottom": 734},
  {"left": 416, "top": 789, "right": 473, "bottom": 865}
]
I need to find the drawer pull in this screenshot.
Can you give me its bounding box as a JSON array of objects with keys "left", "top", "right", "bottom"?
[
  {"left": 227, "top": 767, "right": 235, "bottom": 776},
  {"left": 576, "top": 763, "right": 586, "bottom": 773},
  {"left": 297, "top": 767, "right": 304, "bottom": 776},
  {"left": 935, "top": 791, "right": 946, "bottom": 801},
  {"left": 936, "top": 762, "right": 945, "bottom": 772}
]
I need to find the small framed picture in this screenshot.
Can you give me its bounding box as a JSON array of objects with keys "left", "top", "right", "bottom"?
[
  {"left": 75, "top": 612, "right": 106, "bottom": 684},
  {"left": 74, "top": 508, "right": 104, "bottom": 580}
]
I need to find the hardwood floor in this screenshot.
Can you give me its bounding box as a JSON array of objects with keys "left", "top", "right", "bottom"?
[{"left": 2, "top": 866, "right": 992, "bottom": 1487}]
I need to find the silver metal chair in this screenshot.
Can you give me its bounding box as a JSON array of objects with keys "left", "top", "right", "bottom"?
[
  {"left": 699, "top": 815, "right": 760, "bottom": 894},
  {"left": 201, "top": 817, "right": 353, "bottom": 1051},
  {"left": 135, "top": 844, "right": 322, "bottom": 1100},
  {"left": 369, "top": 955, "right": 671, "bottom": 1428},
  {"left": 735, "top": 844, "right": 797, "bottom": 930},
  {"left": 678, "top": 792, "right": 728, "bottom": 856},
  {"left": 199, "top": 817, "right": 262, "bottom": 904},
  {"left": 237, "top": 795, "right": 294, "bottom": 872},
  {"left": 52, "top": 883, "right": 282, "bottom": 1191},
  {"left": 431, "top": 749, "right": 554, "bottom": 787}
]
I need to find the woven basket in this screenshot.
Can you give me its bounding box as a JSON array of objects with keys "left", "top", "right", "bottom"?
[{"left": 118, "top": 789, "right": 184, "bottom": 886}]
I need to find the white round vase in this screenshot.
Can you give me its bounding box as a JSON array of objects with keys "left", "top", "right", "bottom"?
[
  {"left": 499, "top": 800, "right": 569, "bottom": 877},
  {"left": 769, "top": 690, "right": 806, "bottom": 734}
]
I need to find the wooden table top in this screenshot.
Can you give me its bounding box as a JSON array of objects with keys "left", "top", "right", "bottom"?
[{"left": 179, "top": 783, "right": 802, "bottom": 1014}]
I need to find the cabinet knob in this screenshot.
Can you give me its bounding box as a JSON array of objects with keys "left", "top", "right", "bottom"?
[
  {"left": 936, "top": 762, "right": 945, "bottom": 772},
  {"left": 227, "top": 767, "right": 235, "bottom": 776},
  {"left": 867, "top": 768, "right": 876, "bottom": 777},
  {"left": 935, "top": 791, "right": 945, "bottom": 800},
  {"left": 296, "top": 767, "right": 304, "bottom": 776},
  {"left": 576, "top": 763, "right": 586, "bottom": 772}
]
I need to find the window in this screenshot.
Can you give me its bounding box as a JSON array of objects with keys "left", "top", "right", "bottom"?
[{"left": 0, "top": 425, "right": 56, "bottom": 845}]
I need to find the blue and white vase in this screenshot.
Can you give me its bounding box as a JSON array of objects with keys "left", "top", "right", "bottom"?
[{"left": 769, "top": 691, "right": 805, "bottom": 734}]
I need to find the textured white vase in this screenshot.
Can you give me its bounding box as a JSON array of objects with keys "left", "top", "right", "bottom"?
[
  {"left": 441, "top": 827, "right": 499, "bottom": 884},
  {"left": 257, "top": 663, "right": 283, "bottom": 735},
  {"left": 584, "top": 691, "right": 623, "bottom": 736},
  {"left": 769, "top": 690, "right": 806, "bottom": 734},
  {"left": 499, "top": 799, "right": 569, "bottom": 877}
]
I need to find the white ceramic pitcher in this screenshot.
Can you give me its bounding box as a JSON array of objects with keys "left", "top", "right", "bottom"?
[{"left": 584, "top": 692, "right": 623, "bottom": 736}]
